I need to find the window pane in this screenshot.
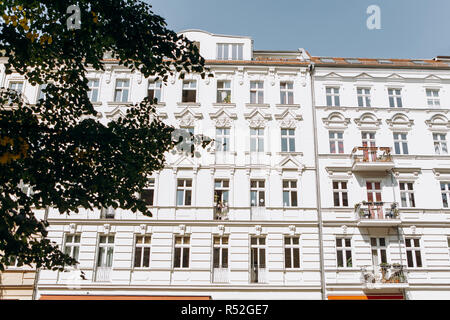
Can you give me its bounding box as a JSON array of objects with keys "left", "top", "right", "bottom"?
[
  {"left": 143, "top": 248, "right": 150, "bottom": 267},
  {"left": 174, "top": 248, "right": 181, "bottom": 268},
  {"left": 285, "top": 248, "right": 291, "bottom": 268},
  {"left": 293, "top": 248, "right": 300, "bottom": 268}
]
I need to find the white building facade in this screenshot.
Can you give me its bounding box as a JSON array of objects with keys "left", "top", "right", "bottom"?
[{"left": 2, "top": 30, "right": 450, "bottom": 300}]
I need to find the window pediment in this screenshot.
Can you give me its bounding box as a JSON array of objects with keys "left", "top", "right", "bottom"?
[{"left": 322, "top": 112, "right": 350, "bottom": 128}]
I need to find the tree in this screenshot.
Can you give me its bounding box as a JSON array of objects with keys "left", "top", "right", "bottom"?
[{"left": 0, "top": 0, "right": 210, "bottom": 271}]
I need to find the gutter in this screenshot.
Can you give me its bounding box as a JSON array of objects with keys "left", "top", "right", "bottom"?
[
  {"left": 309, "top": 62, "right": 327, "bottom": 300},
  {"left": 32, "top": 205, "right": 49, "bottom": 300}
]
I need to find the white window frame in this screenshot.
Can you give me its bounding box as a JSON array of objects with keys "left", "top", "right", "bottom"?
[
  {"left": 405, "top": 238, "right": 423, "bottom": 268},
  {"left": 213, "top": 236, "right": 229, "bottom": 269},
  {"left": 284, "top": 236, "right": 301, "bottom": 269},
  {"left": 333, "top": 181, "right": 348, "bottom": 207},
  {"left": 133, "top": 235, "right": 152, "bottom": 269},
  {"left": 393, "top": 132, "right": 409, "bottom": 155},
  {"left": 250, "top": 81, "right": 264, "bottom": 104},
  {"left": 326, "top": 87, "right": 340, "bottom": 107},
  {"left": 114, "top": 79, "right": 130, "bottom": 102},
  {"left": 64, "top": 234, "right": 81, "bottom": 261},
  {"left": 441, "top": 182, "right": 450, "bottom": 208},
  {"left": 370, "top": 237, "right": 388, "bottom": 266},
  {"left": 426, "top": 88, "right": 440, "bottom": 107},
  {"left": 336, "top": 237, "right": 353, "bottom": 268},
  {"left": 329, "top": 131, "right": 344, "bottom": 154},
  {"left": 8, "top": 81, "right": 24, "bottom": 93},
  {"left": 176, "top": 178, "right": 192, "bottom": 206},
  {"left": 148, "top": 80, "right": 162, "bottom": 103},
  {"left": 250, "top": 179, "right": 265, "bottom": 207},
  {"left": 88, "top": 79, "right": 99, "bottom": 102},
  {"left": 217, "top": 80, "right": 232, "bottom": 103},
  {"left": 216, "top": 43, "right": 243, "bottom": 60},
  {"left": 182, "top": 80, "right": 197, "bottom": 103},
  {"left": 400, "top": 181, "right": 416, "bottom": 208},
  {"left": 173, "top": 236, "right": 190, "bottom": 269},
  {"left": 216, "top": 127, "right": 230, "bottom": 152},
  {"left": 214, "top": 179, "right": 229, "bottom": 206},
  {"left": 357, "top": 87, "right": 371, "bottom": 107},
  {"left": 140, "top": 179, "right": 155, "bottom": 206},
  {"left": 433, "top": 133, "right": 448, "bottom": 155},
  {"left": 388, "top": 88, "right": 403, "bottom": 108},
  {"left": 282, "top": 180, "right": 298, "bottom": 207},
  {"left": 281, "top": 128, "right": 295, "bottom": 152},
  {"left": 96, "top": 235, "right": 115, "bottom": 268},
  {"left": 280, "top": 82, "right": 294, "bottom": 105},
  {"left": 250, "top": 236, "right": 267, "bottom": 283},
  {"left": 250, "top": 128, "right": 264, "bottom": 152}
]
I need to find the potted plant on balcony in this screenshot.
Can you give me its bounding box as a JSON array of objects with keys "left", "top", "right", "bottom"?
[{"left": 379, "top": 262, "right": 390, "bottom": 282}]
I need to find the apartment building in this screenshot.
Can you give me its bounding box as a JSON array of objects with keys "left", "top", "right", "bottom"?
[{"left": 2, "top": 30, "right": 450, "bottom": 300}]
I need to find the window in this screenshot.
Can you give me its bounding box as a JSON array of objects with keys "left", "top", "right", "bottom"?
[
  {"left": 37, "top": 84, "right": 47, "bottom": 101},
  {"left": 214, "top": 179, "right": 229, "bottom": 207},
  {"left": 393, "top": 132, "right": 409, "bottom": 155},
  {"left": 326, "top": 87, "right": 340, "bottom": 107},
  {"left": 333, "top": 181, "right": 348, "bottom": 207},
  {"left": 284, "top": 237, "right": 301, "bottom": 269},
  {"left": 329, "top": 131, "right": 344, "bottom": 154},
  {"left": 280, "top": 82, "right": 294, "bottom": 104},
  {"left": 336, "top": 238, "right": 352, "bottom": 268},
  {"left": 250, "top": 236, "right": 266, "bottom": 283},
  {"left": 441, "top": 182, "right": 450, "bottom": 208},
  {"left": 281, "top": 129, "right": 295, "bottom": 152},
  {"left": 213, "top": 236, "right": 229, "bottom": 269},
  {"left": 282, "top": 180, "right": 298, "bottom": 207},
  {"left": 134, "top": 235, "right": 151, "bottom": 268},
  {"left": 371, "top": 237, "right": 387, "bottom": 266},
  {"left": 100, "top": 206, "right": 115, "bottom": 219},
  {"left": 9, "top": 81, "right": 23, "bottom": 93},
  {"left": 362, "top": 132, "right": 376, "bottom": 147},
  {"left": 426, "top": 89, "right": 440, "bottom": 107},
  {"left": 182, "top": 80, "right": 197, "bottom": 103},
  {"left": 216, "top": 128, "right": 230, "bottom": 152},
  {"left": 97, "top": 235, "right": 114, "bottom": 268},
  {"left": 250, "top": 180, "right": 265, "bottom": 207},
  {"left": 88, "top": 79, "right": 99, "bottom": 102},
  {"left": 148, "top": 80, "right": 162, "bottom": 102},
  {"left": 405, "top": 238, "right": 422, "bottom": 267},
  {"left": 433, "top": 133, "right": 448, "bottom": 155},
  {"left": 176, "top": 179, "right": 192, "bottom": 206},
  {"left": 217, "top": 80, "right": 231, "bottom": 103},
  {"left": 173, "top": 236, "right": 190, "bottom": 268},
  {"left": 114, "top": 79, "right": 129, "bottom": 102},
  {"left": 250, "top": 128, "right": 264, "bottom": 152},
  {"left": 447, "top": 238, "right": 450, "bottom": 261},
  {"left": 141, "top": 179, "right": 155, "bottom": 206},
  {"left": 217, "top": 43, "right": 243, "bottom": 60},
  {"left": 366, "top": 181, "right": 382, "bottom": 202},
  {"left": 250, "top": 81, "right": 264, "bottom": 104},
  {"left": 400, "top": 182, "right": 416, "bottom": 208},
  {"left": 64, "top": 234, "right": 81, "bottom": 261},
  {"left": 388, "top": 88, "right": 402, "bottom": 108},
  {"left": 357, "top": 88, "right": 371, "bottom": 107}
]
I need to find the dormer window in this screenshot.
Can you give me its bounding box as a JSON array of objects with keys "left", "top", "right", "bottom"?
[{"left": 217, "top": 43, "right": 243, "bottom": 60}]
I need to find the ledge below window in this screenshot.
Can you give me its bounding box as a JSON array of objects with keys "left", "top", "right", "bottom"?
[
  {"left": 177, "top": 102, "right": 201, "bottom": 107},
  {"left": 245, "top": 103, "right": 270, "bottom": 108}
]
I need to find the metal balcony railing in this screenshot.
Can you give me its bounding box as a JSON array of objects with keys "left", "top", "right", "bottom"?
[
  {"left": 250, "top": 267, "right": 267, "bottom": 284},
  {"left": 214, "top": 202, "right": 229, "bottom": 220},
  {"left": 361, "top": 264, "right": 408, "bottom": 286},
  {"left": 355, "top": 201, "right": 399, "bottom": 221},
  {"left": 351, "top": 146, "right": 393, "bottom": 163},
  {"left": 95, "top": 267, "right": 112, "bottom": 282},
  {"left": 212, "top": 268, "right": 229, "bottom": 283}
]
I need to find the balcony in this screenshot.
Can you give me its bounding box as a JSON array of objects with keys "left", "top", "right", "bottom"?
[
  {"left": 361, "top": 264, "right": 408, "bottom": 289},
  {"left": 351, "top": 147, "right": 394, "bottom": 172},
  {"left": 250, "top": 267, "right": 267, "bottom": 284},
  {"left": 355, "top": 201, "right": 400, "bottom": 227},
  {"left": 214, "top": 202, "right": 229, "bottom": 220}
]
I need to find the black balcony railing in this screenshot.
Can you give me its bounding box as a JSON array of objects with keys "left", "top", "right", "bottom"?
[
  {"left": 351, "top": 146, "right": 393, "bottom": 163},
  {"left": 354, "top": 201, "right": 399, "bottom": 221},
  {"left": 361, "top": 264, "right": 407, "bottom": 285}
]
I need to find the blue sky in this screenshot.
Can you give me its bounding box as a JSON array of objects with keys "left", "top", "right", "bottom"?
[{"left": 146, "top": 0, "right": 450, "bottom": 59}]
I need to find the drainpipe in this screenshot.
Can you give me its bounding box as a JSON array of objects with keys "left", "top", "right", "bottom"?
[
  {"left": 389, "top": 170, "right": 407, "bottom": 300},
  {"left": 309, "top": 63, "right": 326, "bottom": 300},
  {"left": 32, "top": 205, "right": 49, "bottom": 300}
]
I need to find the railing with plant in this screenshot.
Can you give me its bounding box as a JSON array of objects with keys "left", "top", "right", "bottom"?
[
  {"left": 351, "top": 146, "right": 393, "bottom": 163},
  {"left": 354, "top": 201, "right": 399, "bottom": 220},
  {"left": 361, "top": 263, "right": 407, "bottom": 285}
]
